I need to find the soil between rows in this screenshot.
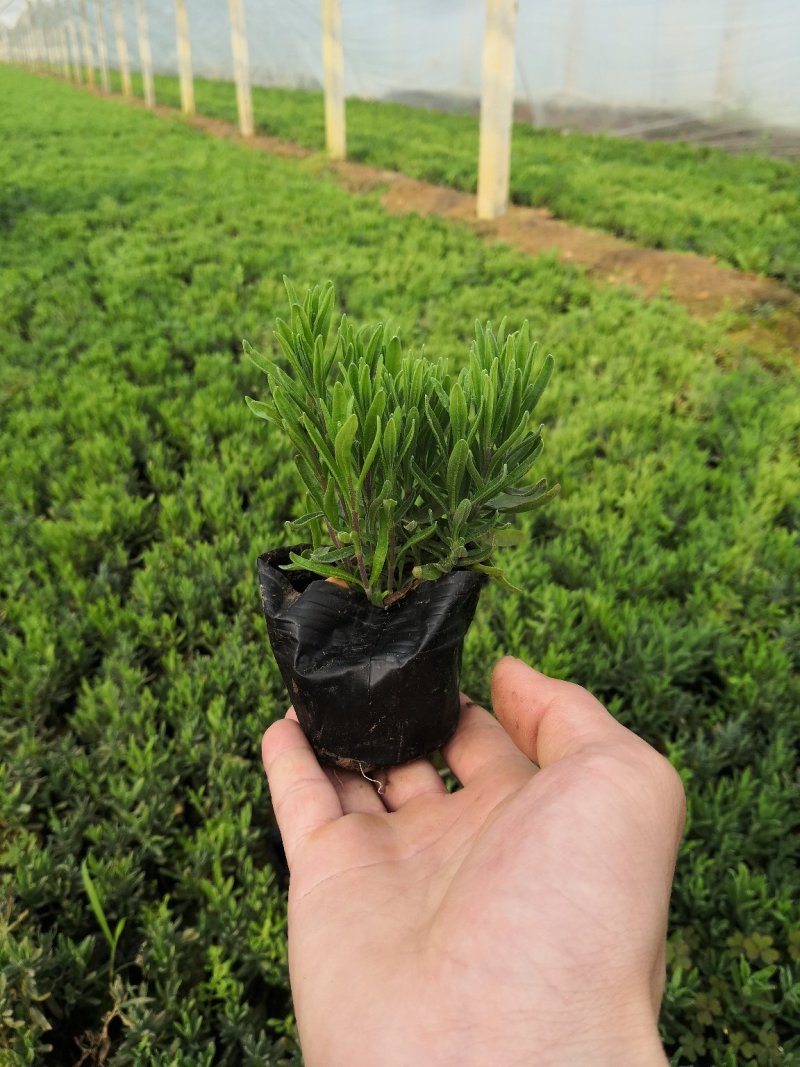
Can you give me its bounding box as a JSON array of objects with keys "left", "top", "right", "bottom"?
[{"left": 120, "top": 92, "right": 800, "bottom": 359}]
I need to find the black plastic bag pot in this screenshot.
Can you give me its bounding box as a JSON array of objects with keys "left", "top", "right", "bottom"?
[{"left": 257, "top": 546, "right": 485, "bottom": 770}]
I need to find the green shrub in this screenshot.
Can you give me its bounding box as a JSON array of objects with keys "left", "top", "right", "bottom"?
[
  {"left": 151, "top": 73, "right": 800, "bottom": 290},
  {"left": 1, "top": 68, "right": 798, "bottom": 1065}
]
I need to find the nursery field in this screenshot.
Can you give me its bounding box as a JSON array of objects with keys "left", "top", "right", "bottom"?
[
  {"left": 1, "top": 67, "right": 799, "bottom": 1065},
  {"left": 124, "top": 72, "right": 800, "bottom": 290}
]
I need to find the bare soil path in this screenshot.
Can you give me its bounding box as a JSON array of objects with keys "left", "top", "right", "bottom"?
[{"left": 138, "top": 101, "right": 800, "bottom": 358}]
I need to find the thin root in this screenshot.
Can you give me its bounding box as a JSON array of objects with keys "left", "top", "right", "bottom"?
[{"left": 359, "top": 763, "right": 385, "bottom": 795}]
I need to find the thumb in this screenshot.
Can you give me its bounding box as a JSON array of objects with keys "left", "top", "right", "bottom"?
[{"left": 491, "top": 656, "right": 632, "bottom": 768}]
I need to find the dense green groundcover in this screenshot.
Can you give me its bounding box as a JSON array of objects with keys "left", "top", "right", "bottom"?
[
  {"left": 127, "top": 71, "right": 800, "bottom": 290},
  {"left": 1, "top": 68, "right": 799, "bottom": 1065}
]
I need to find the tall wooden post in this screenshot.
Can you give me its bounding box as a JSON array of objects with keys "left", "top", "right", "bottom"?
[
  {"left": 228, "top": 0, "right": 253, "bottom": 136},
  {"left": 714, "top": 0, "right": 744, "bottom": 112},
  {"left": 29, "top": 0, "right": 43, "bottom": 70},
  {"left": 321, "top": 0, "right": 346, "bottom": 159},
  {"left": 64, "top": 0, "right": 83, "bottom": 82},
  {"left": 134, "top": 0, "right": 155, "bottom": 107},
  {"left": 78, "top": 0, "right": 94, "bottom": 85},
  {"left": 93, "top": 0, "right": 109, "bottom": 91},
  {"left": 36, "top": 0, "right": 55, "bottom": 71},
  {"left": 112, "top": 0, "right": 131, "bottom": 95},
  {"left": 477, "top": 0, "right": 518, "bottom": 220},
  {"left": 174, "top": 0, "right": 194, "bottom": 115},
  {"left": 57, "top": 9, "right": 71, "bottom": 78}
]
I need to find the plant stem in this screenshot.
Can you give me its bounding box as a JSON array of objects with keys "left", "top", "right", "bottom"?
[
  {"left": 387, "top": 526, "right": 397, "bottom": 596},
  {"left": 349, "top": 497, "right": 370, "bottom": 592}
]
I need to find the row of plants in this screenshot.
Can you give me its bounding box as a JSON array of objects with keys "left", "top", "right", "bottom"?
[
  {"left": 115, "top": 70, "right": 800, "bottom": 290},
  {"left": 1, "top": 68, "right": 799, "bottom": 1065}
]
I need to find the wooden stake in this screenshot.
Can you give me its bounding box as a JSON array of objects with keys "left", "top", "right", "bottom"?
[
  {"left": 321, "top": 0, "right": 346, "bottom": 159},
  {"left": 134, "top": 0, "right": 154, "bottom": 108},
  {"left": 174, "top": 0, "right": 194, "bottom": 115},
  {"left": 714, "top": 0, "right": 744, "bottom": 112},
  {"left": 477, "top": 0, "right": 518, "bottom": 220},
  {"left": 228, "top": 0, "right": 253, "bottom": 136},
  {"left": 112, "top": 0, "right": 131, "bottom": 96},
  {"left": 37, "top": 0, "right": 56, "bottom": 72},
  {"left": 57, "top": 10, "right": 71, "bottom": 78},
  {"left": 78, "top": 0, "right": 94, "bottom": 86},
  {"left": 93, "top": 0, "right": 109, "bottom": 91},
  {"left": 65, "top": 1, "right": 82, "bottom": 83}
]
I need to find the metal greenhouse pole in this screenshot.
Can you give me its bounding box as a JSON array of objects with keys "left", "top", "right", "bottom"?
[
  {"left": 112, "top": 0, "right": 131, "bottom": 96},
  {"left": 321, "top": 0, "right": 346, "bottom": 159},
  {"left": 134, "top": 0, "right": 154, "bottom": 108},
  {"left": 228, "top": 0, "right": 253, "bottom": 136},
  {"left": 477, "top": 0, "right": 518, "bottom": 220},
  {"left": 174, "top": 0, "right": 194, "bottom": 115}
]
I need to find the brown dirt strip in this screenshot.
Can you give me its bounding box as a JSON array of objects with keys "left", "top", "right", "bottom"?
[{"left": 130, "top": 99, "right": 800, "bottom": 358}]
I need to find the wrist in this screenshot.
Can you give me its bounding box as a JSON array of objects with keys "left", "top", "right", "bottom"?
[{"left": 532, "top": 1008, "right": 667, "bottom": 1067}]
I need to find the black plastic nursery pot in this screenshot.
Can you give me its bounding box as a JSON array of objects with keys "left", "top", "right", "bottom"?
[{"left": 257, "top": 546, "right": 485, "bottom": 771}]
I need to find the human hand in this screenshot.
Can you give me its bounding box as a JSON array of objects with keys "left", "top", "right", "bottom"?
[{"left": 262, "top": 656, "right": 685, "bottom": 1067}]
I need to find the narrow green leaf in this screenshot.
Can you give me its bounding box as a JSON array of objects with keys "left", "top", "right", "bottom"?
[
  {"left": 113, "top": 918, "right": 126, "bottom": 946},
  {"left": 469, "top": 563, "right": 522, "bottom": 593},
  {"left": 334, "top": 412, "right": 359, "bottom": 487},
  {"left": 314, "top": 283, "right": 335, "bottom": 339},
  {"left": 449, "top": 381, "right": 468, "bottom": 443},
  {"left": 81, "top": 860, "right": 114, "bottom": 949},
  {"left": 245, "top": 396, "right": 279, "bottom": 424},
  {"left": 395, "top": 521, "right": 439, "bottom": 563},
  {"left": 385, "top": 334, "right": 402, "bottom": 375},
  {"left": 282, "top": 275, "right": 299, "bottom": 306},
  {"left": 301, "top": 413, "right": 338, "bottom": 477},
  {"left": 424, "top": 395, "right": 449, "bottom": 458},
  {"left": 283, "top": 553, "right": 364, "bottom": 589},
  {"left": 451, "top": 498, "right": 472, "bottom": 531},
  {"left": 284, "top": 511, "right": 324, "bottom": 534},
  {"left": 369, "top": 500, "right": 394, "bottom": 588},
  {"left": 331, "top": 380, "right": 350, "bottom": 431},
  {"left": 382, "top": 411, "right": 400, "bottom": 470},
  {"left": 243, "top": 340, "right": 272, "bottom": 375},
  {"left": 447, "top": 438, "right": 470, "bottom": 512},
  {"left": 311, "top": 546, "right": 355, "bottom": 563},
  {"left": 357, "top": 416, "right": 382, "bottom": 490},
  {"left": 410, "top": 459, "right": 448, "bottom": 511},
  {"left": 525, "top": 352, "right": 554, "bottom": 412},
  {"left": 412, "top": 563, "right": 447, "bottom": 581},
  {"left": 487, "top": 483, "right": 561, "bottom": 514},
  {"left": 492, "top": 525, "right": 527, "bottom": 546}
]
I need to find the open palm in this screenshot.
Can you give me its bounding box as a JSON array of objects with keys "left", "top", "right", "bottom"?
[{"left": 263, "top": 657, "right": 684, "bottom": 1067}]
